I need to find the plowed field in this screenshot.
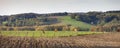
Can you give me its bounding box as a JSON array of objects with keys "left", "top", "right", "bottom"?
[{"left": 0, "top": 32, "right": 120, "bottom": 48}]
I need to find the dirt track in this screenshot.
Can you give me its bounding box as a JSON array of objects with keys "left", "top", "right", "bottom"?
[{"left": 0, "top": 32, "right": 120, "bottom": 48}]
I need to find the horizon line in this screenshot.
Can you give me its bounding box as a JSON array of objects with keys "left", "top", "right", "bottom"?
[{"left": 0, "top": 10, "right": 120, "bottom": 16}]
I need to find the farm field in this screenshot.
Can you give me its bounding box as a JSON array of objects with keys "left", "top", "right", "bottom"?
[
  {"left": 0, "top": 10, "right": 120, "bottom": 48},
  {"left": 0, "top": 32, "right": 120, "bottom": 48},
  {"left": 0, "top": 31, "right": 102, "bottom": 37},
  {"left": 61, "top": 16, "right": 92, "bottom": 29}
]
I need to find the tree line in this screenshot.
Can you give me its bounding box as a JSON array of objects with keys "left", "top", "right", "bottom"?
[{"left": 0, "top": 10, "right": 120, "bottom": 31}]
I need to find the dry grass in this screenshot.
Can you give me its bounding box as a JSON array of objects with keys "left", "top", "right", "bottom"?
[{"left": 0, "top": 32, "right": 120, "bottom": 48}]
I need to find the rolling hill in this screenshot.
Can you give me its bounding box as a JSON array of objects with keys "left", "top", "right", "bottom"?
[{"left": 0, "top": 10, "right": 119, "bottom": 31}]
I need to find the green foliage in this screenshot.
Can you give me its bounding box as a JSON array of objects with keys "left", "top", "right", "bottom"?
[
  {"left": 69, "top": 11, "right": 120, "bottom": 25},
  {"left": 2, "top": 21, "right": 8, "bottom": 25}
]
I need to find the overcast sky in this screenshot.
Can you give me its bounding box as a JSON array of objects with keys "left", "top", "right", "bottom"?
[{"left": 0, "top": 0, "right": 120, "bottom": 15}]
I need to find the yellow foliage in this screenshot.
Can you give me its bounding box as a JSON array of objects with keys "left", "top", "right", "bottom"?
[
  {"left": 54, "top": 28, "right": 58, "bottom": 32},
  {"left": 74, "top": 28, "right": 77, "bottom": 32},
  {"left": 70, "top": 26, "right": 75, "bottom": 31},
  {"left": 7, "top": 27, "right": 9, "bottom": 31},
  {"left": 14, "top": 27, "right": 18, "bottom": 31}
]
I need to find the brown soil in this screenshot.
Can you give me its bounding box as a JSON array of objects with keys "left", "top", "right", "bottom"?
[{"left": 0, "top": 32, "right": 120, "bottom": 48}]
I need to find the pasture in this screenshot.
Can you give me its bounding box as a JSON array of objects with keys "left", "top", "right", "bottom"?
[{"left": 0, "top": 31, "right": 103, "bottom": 37}]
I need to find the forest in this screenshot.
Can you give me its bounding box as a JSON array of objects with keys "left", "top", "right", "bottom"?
[{"left": 0, "top": 10, "right": 120, "bottom": 32}]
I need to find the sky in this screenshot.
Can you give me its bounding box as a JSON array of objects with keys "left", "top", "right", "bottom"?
[{"left": 0, "top": 0, "right": 120, "bottom": 15}]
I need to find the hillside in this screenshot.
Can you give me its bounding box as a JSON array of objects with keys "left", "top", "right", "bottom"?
[
  {"left": 60, "top": 16, "right": 92, "bottom": 30},
  {"left": 0, "top": 10, "right": 120, "bottom": 31}
]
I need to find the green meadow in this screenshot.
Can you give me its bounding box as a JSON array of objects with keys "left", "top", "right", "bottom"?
[
  {"left": 61, "top": 16, "right": 92, "bottom": 29},
  {"left": 0, "top": 31, "right": 103, "bottom": 37}
]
